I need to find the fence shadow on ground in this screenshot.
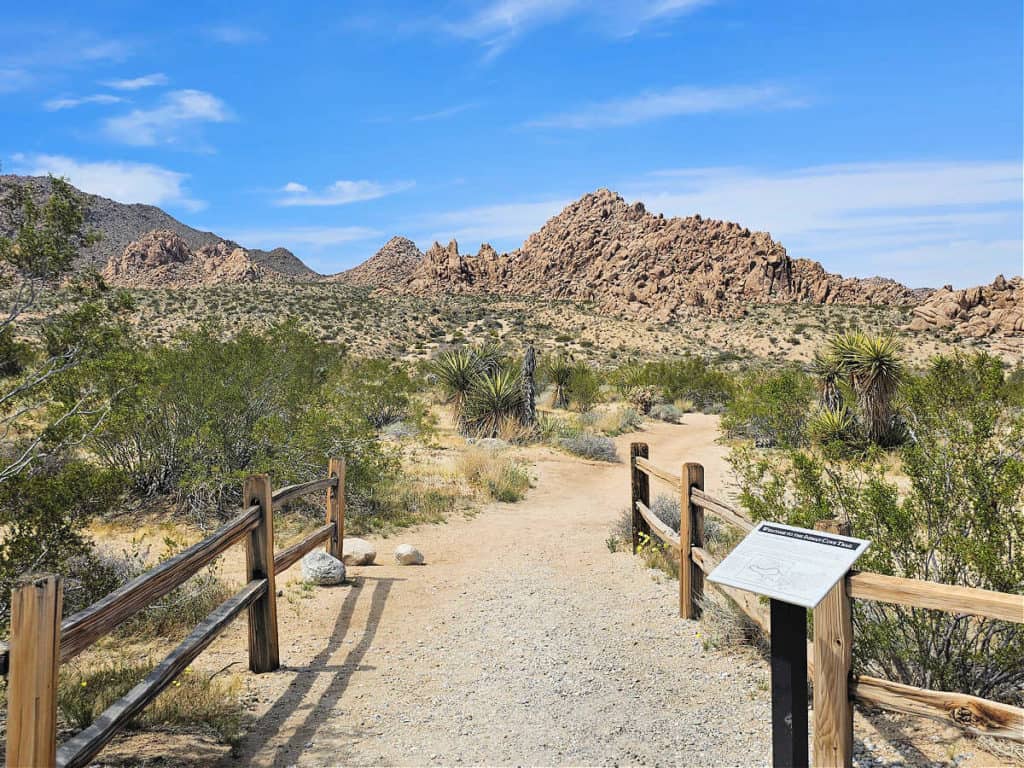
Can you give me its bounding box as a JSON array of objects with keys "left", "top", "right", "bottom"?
[{"left": 221, "top": 574, "right": 401, "bottom": 767}]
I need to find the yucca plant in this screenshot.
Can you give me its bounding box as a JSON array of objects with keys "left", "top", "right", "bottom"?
[
  {"left": 544, "top": 354, "right": 573, "bottom": 409},
  {"left": 464, "top": 367, "right": 525, "bottom": 438},
  {"left": 808, "top": 405, "right": 858, "bottom": 450},
  {"left": 431, "top": 348, "right": 481, "bottom": 431},
  {"left": 829, "top": 332, "right": 903, "bottom": 445},
  {"left": 810, "top": 350, "right": 845, "bottom": 412}
]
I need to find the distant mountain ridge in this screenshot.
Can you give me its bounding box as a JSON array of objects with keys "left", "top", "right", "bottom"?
[{"left": 0, "top": 175, "right": 317, "bottom": 278}]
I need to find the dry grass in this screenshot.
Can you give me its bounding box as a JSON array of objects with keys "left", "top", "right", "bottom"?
[{"left": 456, "top": 448, "right": 532, "bottom": 502}]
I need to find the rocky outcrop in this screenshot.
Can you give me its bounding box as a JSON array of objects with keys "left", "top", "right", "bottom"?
[
  {"left": 403, "top": 189, "right": 919, "bottom": 321},
  {"left": 0, "top": 174, "right": 317, "bottom": 276},
  {"left": 331, "top": 236, "right": 424, "bottom": 287},
  {"left": 102, "top": 229, "right": 272, "bottom": 288},
  {"left": 908, "top": 275, "right": 1022, "bottom": 339}
]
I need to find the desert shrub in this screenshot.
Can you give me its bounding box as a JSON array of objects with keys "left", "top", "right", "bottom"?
[
  {"left": 722, "top": 366, "right": 814, "bottom": 448},
  {"left": 626, "top": 385, "right": 662, "bottom": 415},
  {"left": 559, "top": 433, "right": 619, "bottom": 462},
  {"left": 649, "top": 403, "right": 683, "bottom": 423},
  {"left": 807, "top": 405, "right": 861, "bottom": 456},
  {"left": 456, "top": 448, "right": 531, "bottom": 502},
  {"left": 59, "top": 662, "right": 243, "bottom": 744},
  {"left": 542, "top": 354, "right": 574, "bottom": 409},
  {"left": 651, "top": 493, "right": 680, "bottom": 531},
  {"left": 730, "top": 354, "right": 1024, "bottom": 703},
  {"left": 567, "top": 363, "right": 602, "bottom": 412},
  {"left": 614, "top": 356, "right": 733, "bottom": 413},
  {"left": 592, "top": 406, "right": 642, "bottom": 436},
  {"left": 90, "top": 323, "right": 397, "bottom": 521},
  {"left": 343, "top": 358, "right": 419, "bottom": 429},
  {"left": 0, "top": 459, "right": 125, "bottom": 629}
]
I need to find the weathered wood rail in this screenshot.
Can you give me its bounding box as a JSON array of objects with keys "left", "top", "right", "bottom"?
[
  {"left": 628, "top": 443, "right": 1024, "bottom": 766},
  {"left": 2, "top": 457, "right": 347, "bottom": 768}
]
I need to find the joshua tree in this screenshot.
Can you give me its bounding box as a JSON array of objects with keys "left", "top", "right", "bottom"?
[
  {"left": 521, "top": 344, "right": 537, "bottom": 427},
  {"left": 544, "top": 354, "right": 573, "bottom": 409},
  {"left": 829, "top": 332, "right": 903, "bottom": 444}
]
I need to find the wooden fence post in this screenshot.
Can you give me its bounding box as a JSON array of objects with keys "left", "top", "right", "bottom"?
[
  {"left": 629, "top": 443, "right": 650, "bottom": 554},
  {"left": 7, "top": 574, "right": 62, "bottom": 768},
  {"left": 680, "top": 463, "right": 705, "bottom": 619},
  {"left": 813, "top": 519, "right": 854, "bottom": 768},
  {"left": 326, "top": 457, "right": 345, "bottom": 560},
  {"left": 243, "top": 474, "right": 279, "bottom": 673}
]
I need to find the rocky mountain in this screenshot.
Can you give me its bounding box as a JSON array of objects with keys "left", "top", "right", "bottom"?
[
  {"left": 0, "top": 174, "right": 317, "bottom": 278},
  {"left": 908, "top": 275, "right": 1022, "bottom": 340},
  {"left": 404, "top": 189, "right": 919, "bottom": 320},
  {"left": 330, "top": 236, "right": 423, "bottom": 287},
  {"left": 102, "top": 229, "right": 273, "bottom": 288}
]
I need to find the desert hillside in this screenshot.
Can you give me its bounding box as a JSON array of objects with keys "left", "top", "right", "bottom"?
[
  {"left": 403, "top": 189, "right": 922, "bottom": 320},
  {"left": 0, "top": 174, "right": 317, "bottom": 278},
  {"left": 329, "top": 235, "right": 423, "bottom": 286}
]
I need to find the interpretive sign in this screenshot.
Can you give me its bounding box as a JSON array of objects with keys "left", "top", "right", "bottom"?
[{"left": 707, "top": 521, "right": 870, "bottom": 609}]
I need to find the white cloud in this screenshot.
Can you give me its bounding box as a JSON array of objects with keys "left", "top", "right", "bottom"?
[
  {"left": 103, "top": 89, "right": 231, "bottom": 148},
  {"left": 44, "top": 93, "right": 125, "bottom": 111},
  {"left": 528, "top": 84, "right": 804, "bottom": 128},
  {"left": 416, "top": 198, "right": 569, "bottom": 245},
  {"left": 227, "top": 226, "right": 381, "bottom": 249},
  {"left": 622, "top": 161, "right": 1023, "bottom": 287},
  {"left": 102, "top": 73, "right": 168, "bottom": 90},
  {"left": 412, "top": 102, "right": 480, "bottom": 121},
  {"left": 203, "top": 25, "right": 265, "bottom": 44},
  {"left": 10, "top": 154, "right": 204, "bottom": 211},
  {"left": 276, "top": 179, "right": 414, "bottom": 207},
  {"left": 448, "top": 0, "right": 713, "bottom": 58}
]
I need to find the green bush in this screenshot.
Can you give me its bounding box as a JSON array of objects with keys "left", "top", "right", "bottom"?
[
  {"left": 89, "top": 323, "right": 397, "bottom": 521},
  {"left": 730, "top": 353, "right": 1024, "bottom": 704},
  {"left": 613, "top": 356, "right": 733, "bottom": 413},
  {"left": 722, "top": 366, "right": 814, "bottom": 448},
  {"left": 567, "top": 363, "right": 602, "bottom": 412}
]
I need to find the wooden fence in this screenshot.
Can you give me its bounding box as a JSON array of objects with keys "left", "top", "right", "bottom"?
[
  {"left": 629, "top": 443, "right": 1024, "bottom": 767},
  {"left": 1, "top": 458, "right": 346, "bottom": 768}
]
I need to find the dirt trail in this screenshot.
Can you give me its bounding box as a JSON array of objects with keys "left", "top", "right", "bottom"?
[
  {"left": 216, "top": 416, "right": 779, "bottom": 767},
  {"left": 207, "top": 417, "right": 992, "bottom": 768}
]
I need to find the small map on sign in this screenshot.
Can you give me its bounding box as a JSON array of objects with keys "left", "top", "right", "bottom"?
[{"left": 707, "top": 521, "right": 870, "bottom": 608}]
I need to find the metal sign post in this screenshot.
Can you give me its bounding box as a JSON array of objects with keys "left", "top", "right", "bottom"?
[
  {"left": 707, "top": 521, "right": 870, "bottom": 768},
  {"left": 769, "top": 599, "right": 808, "bottom": 768}
]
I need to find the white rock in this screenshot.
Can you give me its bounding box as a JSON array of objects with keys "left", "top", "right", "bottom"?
[
  {"left": 394, "top": 544, "right": 425, "bottom": 565},
  {"left": 300, "top": 550, "right": 346, "bottom": 585},
  {"left": 342, "top": 537, "right": 377, "bottom": 566}
]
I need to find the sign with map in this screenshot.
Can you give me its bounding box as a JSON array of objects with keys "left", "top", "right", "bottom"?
[{"left": 707, "top": 521, "right": 870, "bottom": 608}]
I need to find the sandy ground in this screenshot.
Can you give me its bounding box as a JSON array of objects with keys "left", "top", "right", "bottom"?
[{"left": 87, "top": 416, "right": 1008, "bottom": 767}]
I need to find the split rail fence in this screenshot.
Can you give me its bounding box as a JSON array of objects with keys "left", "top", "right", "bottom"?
[
  {"left": 628, "top": 443, "right": 1024, "bottom": 767},
  {"left": 1, "top": 458, "right": 346, "bottom": 768}
]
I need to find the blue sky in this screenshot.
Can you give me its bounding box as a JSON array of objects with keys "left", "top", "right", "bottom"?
[{"left": 2, "top": 1, "right": 1021, "bottom": 286}]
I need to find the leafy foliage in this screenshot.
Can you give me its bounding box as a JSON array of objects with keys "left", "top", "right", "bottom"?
[
  {"left": 730, "top": 353, "right": 1024, "bottom": 703},
  {"left": 722, "top": 366, "right": 814, "bottom": 448}
]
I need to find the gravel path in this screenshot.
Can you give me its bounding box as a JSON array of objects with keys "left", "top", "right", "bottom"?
[
  {"left": 216, "top": 417, "right": 997, "bottom": 768},
  {"left": 220, "top": 418, "right": 780, "bottom": 767}
]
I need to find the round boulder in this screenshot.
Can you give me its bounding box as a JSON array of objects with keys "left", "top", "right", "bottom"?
[
  {"left": 342, "top": 537, "right": 377, "bottom": 566},
  {"left": 300, "top": 550, "right": 346, "bottom": 585},
  {"left": 394, "top": 544, "right": 425, "bottom": 566}
]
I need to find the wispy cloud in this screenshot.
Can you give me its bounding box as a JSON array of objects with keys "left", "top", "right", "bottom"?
[
  {"left": 528, "top": 83, "right": 804, "bottom": 128},
  {"left": 102, "top": 73, "right": 168, "bottom": 90},
  {"left": 44, "top": 93, "right": 125, "bottom": 111},
  {"left": 415, "top": 198, "right": 569, "bottom": 246},
  {"left": 623, "top": 161, "right": 1023, "bottom": 286},
  {"left": 412, "top": 102, "right": 480, "bottom": 121},
  {"left": 276, "top": 179, "right": 414, "bottom": 207},
  {"left": 227, "top": 226, "right": 381, "bottom": 249},
  {"left": 103, "top": 89, "right": 231, "bottom": 148},
  {"left": 203, "top": 25, "right": 265, "bottom": 44},
  {"left": 447, "top": 0, "right": 713, "bottom": 59},
  {"left": 10, "top": 153, "right": 204, "bottom": 211}
]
